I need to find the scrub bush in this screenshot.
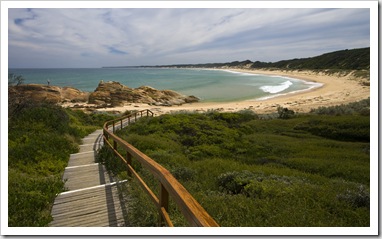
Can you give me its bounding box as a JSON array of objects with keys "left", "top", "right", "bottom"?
[{"left": 116, "top": 110, "right": 370, "bottom": 226}]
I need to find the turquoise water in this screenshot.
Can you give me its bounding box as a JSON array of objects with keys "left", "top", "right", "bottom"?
[{"left": 8, "top": 68, "right": 320, "bottom": 102}]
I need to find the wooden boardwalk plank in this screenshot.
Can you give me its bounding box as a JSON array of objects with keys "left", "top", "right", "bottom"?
[
  {"left": 63, "top": 164, "right": 115, "bottom": 191},
  {"left": 66, "top": 152, "right": 97, "bottom": 167},
  {"left": 82, "top": 137, "right": 102, "bottom": 145},
  {"left": 50, "top": 185, "right": 125, "bottom": 227},
  {"left": 50, "top": 129, "right": 127, "bottom": 227},
  {"left": 79, "top": 142, "right": 103, "bottom": 153}
]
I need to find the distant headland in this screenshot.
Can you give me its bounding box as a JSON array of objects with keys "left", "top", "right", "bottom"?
[{"left": 102, "top": 47, "right": 370, "bottom": 73}]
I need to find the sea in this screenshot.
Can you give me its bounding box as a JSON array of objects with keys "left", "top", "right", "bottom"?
[{"left": 8, "top": 68, "right": 322, "bottom": 102}]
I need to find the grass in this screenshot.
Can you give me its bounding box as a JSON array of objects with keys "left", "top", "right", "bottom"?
[{"left": 111, "top": 108, "right": 370, "bottom": 227}]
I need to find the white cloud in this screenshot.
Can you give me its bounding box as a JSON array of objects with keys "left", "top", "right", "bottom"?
[{"left": 8, "top": 8, "right": 370, "bottom": 68}]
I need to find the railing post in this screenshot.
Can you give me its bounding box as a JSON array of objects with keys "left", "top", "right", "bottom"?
[
  {"left": 141, "top": 111, "right": 143, "bottom": 117},
  {"left": 120, "top": 119, "right": 123, "bottom": 130},
  {"left": 103, "top": 130, "right": 109, "bottom": 144},
  {"left": 126, "top": 152, "right": 132, "bottom": 177},
  {"left": 113, "top": 122, "right": 115, "bottom": 133},
  {"left": 113, "top": 140, "right": 117, "bottom": 151},
  {"left": 159, "top": 184, "right": 169, "bottom": 226}
]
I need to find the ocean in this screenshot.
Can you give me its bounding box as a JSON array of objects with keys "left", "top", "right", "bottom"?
[{"left": 8, "top": 68, "right": 321, "bottom": 102}]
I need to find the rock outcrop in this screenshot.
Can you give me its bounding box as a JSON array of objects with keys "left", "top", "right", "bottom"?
[
  {"left": 8, "top": 84, "right": 89, "bottom": 104},
  {"left": 8, "top": 81, "right": 199, "bottom": 108},
  {"left": 88, "top": 81, "right": 199, "bottom": 107}
]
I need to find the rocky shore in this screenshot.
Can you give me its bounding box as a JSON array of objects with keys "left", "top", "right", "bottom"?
[
  {"left": 88, "top": 81, "right": 199, "bottom": 107},
  {"left": 8, "top": 81, "right": 199, "bottom": 110},
  {"left": 8, "top": 84, "right": 89, "bottom": 104}
]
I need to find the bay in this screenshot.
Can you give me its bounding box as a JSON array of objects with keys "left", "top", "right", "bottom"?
[{"left": 8, "top": 68, "right": 318, "bottom": 102}]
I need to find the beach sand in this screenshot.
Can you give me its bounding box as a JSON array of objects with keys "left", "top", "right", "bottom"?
[{"left": 91, "top": 68, "right": 370, "bottom": 116}]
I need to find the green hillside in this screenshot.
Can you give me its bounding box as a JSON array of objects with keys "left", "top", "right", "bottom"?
[
  {"left": 264, "top": 47, "right": 370, "bottom": 70},
  {"left": 138, "top": 47, "right": 370, "bottom": 71}
]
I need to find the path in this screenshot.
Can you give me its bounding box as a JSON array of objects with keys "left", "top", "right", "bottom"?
[{"left": 49, "top": 129, "right": 127, "bottom": 227}]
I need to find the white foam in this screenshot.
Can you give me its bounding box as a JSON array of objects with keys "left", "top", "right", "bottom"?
[
  {"left": 259, "top": 80, "right": 293, "bottom": 94},
  {"left": 255, "top": 81, "right": 323, "bottom": 101},
  {"left": 222, "top": 69, "right": 260, "bottom": 76}
]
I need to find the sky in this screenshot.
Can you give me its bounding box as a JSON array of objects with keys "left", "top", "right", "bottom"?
[{"left": 7, "top": 6, "right": 370, "bottom": 68}]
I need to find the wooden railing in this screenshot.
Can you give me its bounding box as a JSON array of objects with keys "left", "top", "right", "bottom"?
[{"left": 102, "top": 109, "right": 219, "bottom": 227}]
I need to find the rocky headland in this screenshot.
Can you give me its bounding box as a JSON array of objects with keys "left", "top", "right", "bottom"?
[
  {"left": 88, "top": 81, "right": 199, "bottom": 107},
  {"left": 8, "top": 81, "right": 199, "bottom": 109}
]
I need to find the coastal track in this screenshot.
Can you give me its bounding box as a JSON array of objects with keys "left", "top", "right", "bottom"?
[
  {"left": 50, "top": 110, "right": 218, "bottom": 227},
  {"left": 49, "top": 129, "right": 127, "bottom": 227}
]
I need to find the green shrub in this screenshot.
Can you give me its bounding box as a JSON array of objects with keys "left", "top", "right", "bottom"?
[
  {"left": 8, "top": 169, "right": 65, "bottom": 226},
  {"left": 277, "top": 106, "right": 295, "bottom": 119},
  {"left": 217, "top": 171, "right": 258, "bottom": 195},
  {"left": 208, "top": 111, "right": 258, "bottom": 125},
  {"left": 96, "top": 146, "right": 127, "bottom": 177},
  {"left": 294, "top": 115, "right": 369, "bottom": 142},
  {"left": 310, "top": 98, "right": 370, "bottom": 116},
  {"left": 171, "top": 167, "right": 196, "bottom": 181},
  {"left": 126, "top": 134, "right": 182, "bottom": 153},
  {"left": 124, "top": 179, "right": 158, "bottom": 226},
  {"left": 187, "top": 144, "right": 228, "bottom": 160},
  {"left": 337, "top": 184, "right": 370, "bottom": 208}
]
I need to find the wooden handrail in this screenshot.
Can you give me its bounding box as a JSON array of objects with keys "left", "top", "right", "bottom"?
[{"left": 102, "top": 109, "right": 219, "bottom": 227}]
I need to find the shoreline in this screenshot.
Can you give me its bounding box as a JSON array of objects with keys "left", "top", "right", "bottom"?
[{"left": 87, "top": 68, "right": 369, "bottom": 116}]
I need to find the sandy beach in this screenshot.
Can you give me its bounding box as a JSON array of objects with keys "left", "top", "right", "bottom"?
[{"left": 92, "top": 68, "right": 370, "bottom": 116}]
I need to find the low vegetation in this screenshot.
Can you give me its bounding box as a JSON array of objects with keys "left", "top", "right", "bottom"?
[
  {"left": 8, "top": 102, "right": 116, "bottom": 226},
  {"left": 102, "top": 101, "right": 370, "bottom": 227}
]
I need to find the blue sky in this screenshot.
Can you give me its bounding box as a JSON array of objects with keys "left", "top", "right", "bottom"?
[{"left": 7, "top": 7, "right": 370, "bottom": 68}]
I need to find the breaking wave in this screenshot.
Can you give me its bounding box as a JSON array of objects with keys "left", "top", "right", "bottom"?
[{"left": 260, "top": 80, "right": 293, "bottom": 94}]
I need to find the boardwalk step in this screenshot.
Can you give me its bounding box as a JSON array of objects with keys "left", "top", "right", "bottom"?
[
  {"left": 50, "top": 129, "right": 127, "bottom": 227},
  {"left": 63, "top": 164, "right": 114, "bottom": 191},
  {"left": 50, "top": 185, "right": 125, "bottom": 227},
  {"left": 56, "top": 180, "right": 127, "bottom": 198},
  {"left": 66, "top": 151, "right": 97, "bottom": 167},
  {"left": 82, "top": 137, "right": 102, "bottom": 145},
  {"left": 79, "top": 142, "right": 104, "bottom": 153}
]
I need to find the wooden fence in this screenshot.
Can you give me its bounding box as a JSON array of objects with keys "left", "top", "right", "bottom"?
[{"left": 102, "top": 109, "right": 219, "bottom": 227}]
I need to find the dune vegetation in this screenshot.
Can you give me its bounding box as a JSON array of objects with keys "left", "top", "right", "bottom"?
[{"left": 99, "top": 99, "right": 371, "bottom": 227}]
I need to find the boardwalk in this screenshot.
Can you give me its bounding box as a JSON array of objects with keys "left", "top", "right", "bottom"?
[{"left": 49, "top": 129, "right": 127, "bottom": 227}]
